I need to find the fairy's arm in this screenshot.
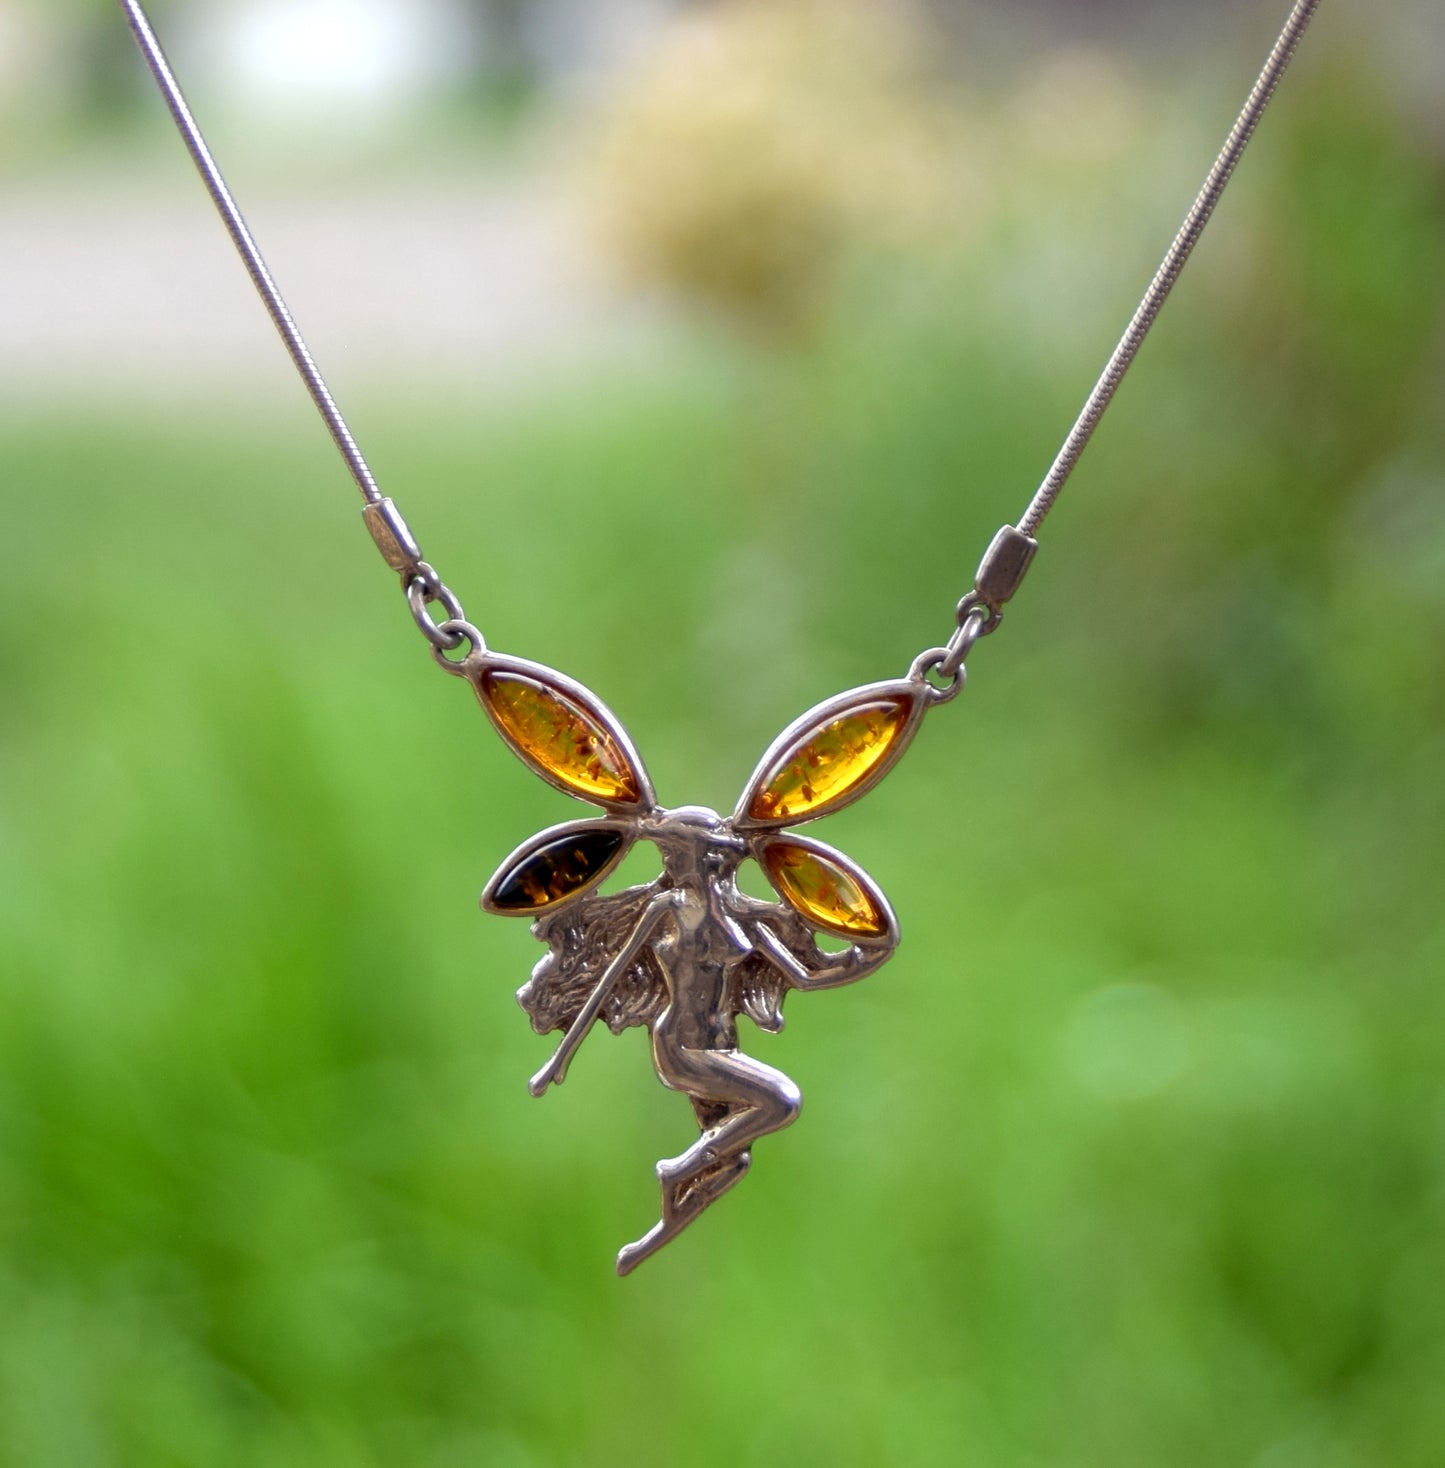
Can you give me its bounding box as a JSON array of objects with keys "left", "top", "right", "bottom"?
[
  {"left": 529, "top": 888, "right": 681, "bottom": 1095},
  {"left": 750, "top": 920, "right": 895, "bottom": 992}
]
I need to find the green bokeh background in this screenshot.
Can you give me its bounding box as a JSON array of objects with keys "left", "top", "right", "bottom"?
[{"left": 2, "top": 3, "right": 1443, "bottom": 1464}]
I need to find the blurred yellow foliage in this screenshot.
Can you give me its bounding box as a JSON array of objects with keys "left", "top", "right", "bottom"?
[{"left": 585, "top": 0, "right": 970, "bottom": 331}]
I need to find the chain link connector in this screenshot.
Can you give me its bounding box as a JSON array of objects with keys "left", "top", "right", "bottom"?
[
  {"left": 939, "top": 602, "right": 990, "bottom": 679},
  {"left": 431, "top": 618, "right": 485, "bottom": 675},
  {"left": 364, "top": 497, "right": 424, "bottom": 577},
  {"left": 407, "top": 568, "right": 466, "bottom": 651},
  {"left": 908, "top": 646, "right": 968, "bottom": 706},
  {"left": 953, "top": 589, "right": 1000, "bottom": 640}
]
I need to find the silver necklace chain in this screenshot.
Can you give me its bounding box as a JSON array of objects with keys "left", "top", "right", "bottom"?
[
  {"left": 116, "top": 0, "right": 1321, "bottom": 689},
  {"left": 116, "top": 0, "right": 383, "bottom": 509},
  {"left": 1017, "top": 0, "right": 1321, "bottom": 541}
]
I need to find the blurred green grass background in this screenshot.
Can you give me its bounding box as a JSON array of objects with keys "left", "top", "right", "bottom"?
[{"left": 2, "top": 2, "right": 1443, "bottom": 1465}]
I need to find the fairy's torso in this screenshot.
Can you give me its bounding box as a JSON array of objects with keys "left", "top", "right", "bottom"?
[{"left": 650, "top": 879, "right": 753, "bottom": 1053}]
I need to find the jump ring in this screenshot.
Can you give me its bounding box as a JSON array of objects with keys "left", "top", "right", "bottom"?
[
  {"left": 407, "top": 574, "right": 466, "bottom": 650},
  {"left": 954, "top": 591, "right": 1002, "bottom": 637},
  {"left": 431, "top": 619, "right": 485, "bottom": 674},
  {"left": 939, "top": 604, "right": 989, "bottom": 678},
  {"left": 908, "top": 646, "right": 967, "bottom": 705}
]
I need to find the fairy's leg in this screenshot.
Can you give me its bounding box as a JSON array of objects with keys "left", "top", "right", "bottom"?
[{"left": 654, "top": 1047, "right": 801, "bottom": 1184}]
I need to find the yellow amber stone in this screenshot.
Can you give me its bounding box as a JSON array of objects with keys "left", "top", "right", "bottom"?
[
  {"left": 481, "top": 671, "right": 642, "bottom": 805},
  {"left": 762, "top": 840, "right": 887, "bottom": 939},
  {"left": 749, "top": 699, "right": 910, "bottom": 823}
]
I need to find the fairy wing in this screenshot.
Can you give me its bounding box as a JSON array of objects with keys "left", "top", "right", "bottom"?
[
  {"left": 482, "top": 817, "right": 634, "bottom": 915},
  {"left": 517, "top": 880, "right": 668, "bottom": 1037},
  {"left": 732, "top": 676, "right": 928, "bottom": 830},
  {"left": 462, "top": 652, "right": 656, "bottom": 813},
  {"left": 471, "top": 653, "right": 665, "bottom": 1031},
  {"left": 753, "top": 832, "right": 896, "bottom": 942},
  {"left": 731, "top": 677, "right": 912, "bottom": 943}
]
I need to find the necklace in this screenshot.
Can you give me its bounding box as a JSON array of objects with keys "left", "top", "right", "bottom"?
[{"left": 117, "top": 0, "right": 1322, "bottom": 1276}]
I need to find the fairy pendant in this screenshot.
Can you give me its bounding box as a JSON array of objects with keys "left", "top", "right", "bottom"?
[
  {"left": 114, "top": 0, "right": 1322, "bottom": 1283},
  {"left": 461, "top": 644, "right": 937, "bottom": 1274}
]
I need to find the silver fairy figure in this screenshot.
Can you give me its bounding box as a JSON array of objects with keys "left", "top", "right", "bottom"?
[{"left": 466, "top": 648, "right": 933, "bottom": 1274}]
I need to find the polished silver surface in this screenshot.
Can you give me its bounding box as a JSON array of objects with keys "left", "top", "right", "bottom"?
[
  {"left": 484, "top": 665, "right": 903, "bottom": 1274},
  {"left": 406, "top": 568, "right": 467, "bottom": 652},
  {"left": 363, "top": 498, "right": 425, "bottom": 577},
  {"left": 938, "top": 605, "right": 991, "bottom": 682},
  {"left": 907, "top": 645, "right": 969, "bottom": 705},
  {"left": 430, "top": 619, "right": 486, "bottom": 674},
  {"left": 973, "top": 525, "right": 1039, "bottom": 619}
]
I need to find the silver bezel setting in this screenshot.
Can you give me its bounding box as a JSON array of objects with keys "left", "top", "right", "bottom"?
[
  {"left": 750, "top": 829, "right": 900, "bottom": 946},
  {"left": 460, "top": 649, "right": 658, "bottom": 814},
  {"left": 733, "top": 676, "right": 930, "bottom": 831},
  {"left": 480, "top": 816, "right": 637, "bottom": 917}
]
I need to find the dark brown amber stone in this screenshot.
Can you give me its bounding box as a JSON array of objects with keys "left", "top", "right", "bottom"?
[
  {"left": 748, "top": 698, "right": 911, "bottom": 823},
  {"left": 761, "top": 839, "right": 887, "bottom": 938},
  {"left": 491, "top": 827, "right": 627, "bottom": 912},
  {"left": 481, "top": 671, "right": 642, "bottom": 806}
]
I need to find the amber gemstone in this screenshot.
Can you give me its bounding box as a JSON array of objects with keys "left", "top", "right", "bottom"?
[
  {"left": 761, "top": 839, "right": 887, "bottom": 939},
  {"left": 490, "top": 827, "right": 627, "bottom": 912},
  {"left": 748, "top": 698, "right": 911, "bottom": 823},
  {"left": 481, "top": 671, "right": 642, "bottom": 805}
]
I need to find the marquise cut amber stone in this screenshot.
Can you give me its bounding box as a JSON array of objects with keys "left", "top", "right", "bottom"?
[
  {"left": 481, "top": 671, "right": 642, "bottom": 805},
  {"left": 748, "top": 698, "right": 911, "bottom": 823},
  {"left": 762, "top": 840, "right": 887, "bottom": 938},
  {"left": 491, "top": 827, "right": 626, "bottom": 911}
]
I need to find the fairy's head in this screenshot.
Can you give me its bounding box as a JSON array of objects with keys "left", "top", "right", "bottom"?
[{"left": 641, "top": 805, "right": 746, "bottom": 893}]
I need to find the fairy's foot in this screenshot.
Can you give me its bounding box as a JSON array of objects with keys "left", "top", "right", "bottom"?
[
  {"left": 617, "top": 1152, "right": 752, "bottom": 1276},
  {"left": 655, "top": 1141, "right": 719, "bottom": 1187},
  {"left": 616, "top": 1221, "right": 668, "bottom": 1277}
]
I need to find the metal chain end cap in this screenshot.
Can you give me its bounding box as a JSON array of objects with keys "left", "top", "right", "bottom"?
[
  {"left": 973, "top": 524, "right": 1038, "bottom": 616},
  {"left": 363, "top": 497, "right": 424, "bottom": 577}
]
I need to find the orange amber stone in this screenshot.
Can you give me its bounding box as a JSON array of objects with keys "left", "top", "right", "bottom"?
[
  {"left": 748, "top": 699, "right": 910, "bottom": 823},
  {"left": 762, "top": 840, "right": 887, "bottom": 939},
  {"left": 481, "top": 671, "right": 642, "bottom": 805}
]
